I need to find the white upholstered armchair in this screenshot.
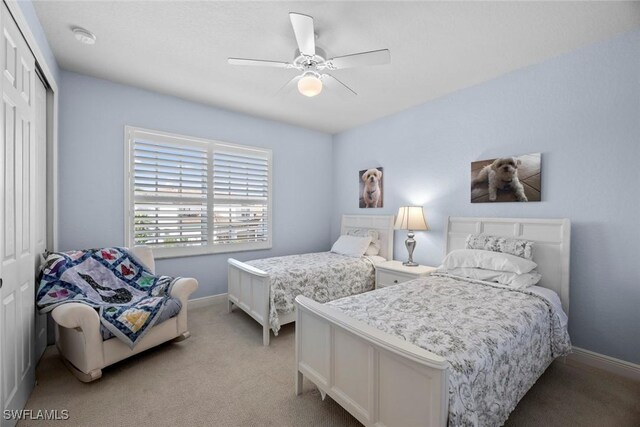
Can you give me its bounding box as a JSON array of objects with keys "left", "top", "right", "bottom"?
[{"left": 50, "top": 246, "right": 198, "bottom": 382}]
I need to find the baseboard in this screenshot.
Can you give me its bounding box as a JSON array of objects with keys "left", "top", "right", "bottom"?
[
  {"left": 567, "top": 347, "right": 640, "bottom": 382},
  {"left": 188, "top": 293, "right": 228, "bottom": 310}
]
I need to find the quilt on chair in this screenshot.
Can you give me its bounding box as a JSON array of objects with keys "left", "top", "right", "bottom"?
[{"left": 36, "top": 247, "right": 181, "bottom": 348}]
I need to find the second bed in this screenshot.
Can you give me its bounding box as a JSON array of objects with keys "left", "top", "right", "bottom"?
[{"left": 227, "top": 214, "right": 394, "bottom": 345}]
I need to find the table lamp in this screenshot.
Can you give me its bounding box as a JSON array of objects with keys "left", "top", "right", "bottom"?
[{"left": 394, "top": 206, "right": 429, "bottom": 266}]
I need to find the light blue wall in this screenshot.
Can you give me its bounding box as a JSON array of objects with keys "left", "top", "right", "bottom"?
[
  {"left": 331, "top": 30, "right": 640, "bottom": 364},
  {"left": 58, "top": 71, "right": 333, "bottom": 298},
  {"left": 58, "top": 30, "right": 639, "bottom": 363},
  {"left": 14, "top": 0, "right": 60, "bottom": 83}
]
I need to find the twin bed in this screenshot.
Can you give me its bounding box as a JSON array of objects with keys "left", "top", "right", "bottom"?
[
  {"left": 294, "top": 216, "right": 571, "bottom": 427},
  {"left": 227, "top": 215, "right": 571, "bottom": 426},
  {"left": 227, "top": 215, "right": 395, "bottom": 345}
]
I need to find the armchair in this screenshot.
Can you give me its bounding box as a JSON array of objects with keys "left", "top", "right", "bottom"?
[{"left": 50, "top": 246, "right": 198, "bottom": 382}]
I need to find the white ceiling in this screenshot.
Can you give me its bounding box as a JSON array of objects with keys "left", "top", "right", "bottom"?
[{"left": 33, "top": 1, "right": 640, "bottom": 134}]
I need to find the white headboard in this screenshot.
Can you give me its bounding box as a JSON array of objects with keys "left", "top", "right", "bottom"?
[
  {"left": 445, "top": 217, "right": 571, "bottom": 314},
  {"left": 341, "top": 215, "right": 395, "bottom": 261}
]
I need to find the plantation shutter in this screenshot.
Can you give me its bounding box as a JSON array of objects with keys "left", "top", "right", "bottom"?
[
  {"left": 212, "top": 146, "right": 271, "bottom": 246},
  {"left": 126, "top": 127, "right": 272, "bottom": 257},
  {"left": 132, "top": 137, "right": 209, "bottom": 248}
]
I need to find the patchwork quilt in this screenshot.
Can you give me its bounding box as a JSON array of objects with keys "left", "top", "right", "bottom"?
[
  {"left": 246, "top": 252, "right": 376, "bottom": 334},
  {"left": 37, "top": 247, "right": 181, "bottom": 348},
  {"left": 327, "top": 274, "right": 571, "bottom": 427}
]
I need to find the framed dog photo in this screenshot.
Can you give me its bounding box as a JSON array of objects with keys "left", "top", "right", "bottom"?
[
  {"left": 470, "top": 153, "right": 541, "bottom": 203},
  {"left": 359, "top": 167, "right": 384, "bottom": 208}
]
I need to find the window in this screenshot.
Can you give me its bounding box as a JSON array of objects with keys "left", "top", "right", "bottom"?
[{"left": 125, "top": 127, "right": 272, "bottom": 258}]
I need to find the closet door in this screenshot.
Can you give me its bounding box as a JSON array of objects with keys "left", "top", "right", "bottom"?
[
  {"left": 34, "top": 75, "right": 47, "bottom": 362},
  {"left": 0, "top": 2, "right": 37, "bottom": 424}
]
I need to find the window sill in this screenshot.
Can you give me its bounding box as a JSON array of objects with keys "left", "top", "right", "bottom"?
[{"left": 145, "top": 242, "right": 272, "bottom": 260}]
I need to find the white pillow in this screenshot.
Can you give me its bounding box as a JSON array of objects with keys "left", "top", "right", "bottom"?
[
  {"left": 331, "top": 235, "right": 372, "bottom": 257},
  {"left": 441, "top": 249, "right": 537, "bottom": 274},
  {"left": 347, "top": 229, "right": 380, "bottom": 256},
  {"left": 437, "top": 267, "right": 542, "bottom": 289},
  {"left": 364, "top": 243, "right": 380, "bottom": 256}
]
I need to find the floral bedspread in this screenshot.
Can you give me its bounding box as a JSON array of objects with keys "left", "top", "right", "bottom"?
[
  {"left": 326, "top": 274, "right": 571, "bottom": 427},
  {"left": 246, "top": 252, "right": 375, "bottom": 334}
]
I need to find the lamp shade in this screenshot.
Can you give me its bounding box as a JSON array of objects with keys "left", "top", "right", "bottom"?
[{"left": 394, "top": 206, "right": 429, "bottom": 231}]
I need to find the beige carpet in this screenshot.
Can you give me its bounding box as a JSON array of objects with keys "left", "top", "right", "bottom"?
[{"left": 20, "top": 302, "right": 640, "bottom": 426}]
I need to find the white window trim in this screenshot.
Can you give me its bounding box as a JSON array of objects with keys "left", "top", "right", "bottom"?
[{"left": 124, "top": 126, "right": 273, "bottom": 259}]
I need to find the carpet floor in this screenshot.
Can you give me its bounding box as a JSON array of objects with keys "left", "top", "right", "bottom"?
[{"left": 20, "top": 302, "right": 640, "bottom": 426}]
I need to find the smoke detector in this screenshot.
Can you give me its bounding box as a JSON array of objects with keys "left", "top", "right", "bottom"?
[{"left": 72, "top": 27, "right": 96, "bottom": 45}]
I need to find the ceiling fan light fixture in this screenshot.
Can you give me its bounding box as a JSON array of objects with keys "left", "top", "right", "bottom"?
[
  {"left": 228, "top": 12, "right": 390, "bottom": 98},
  {"left": 297, "top": 73, "right": 322, "bottom": 97}
]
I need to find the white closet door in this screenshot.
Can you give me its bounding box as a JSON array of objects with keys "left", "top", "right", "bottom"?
[
  {"left": 34, "top": 75, "right": 47, "bottom": 362},
  {"left": 0, "top": 2, "right": 37, "bottom": 424}
]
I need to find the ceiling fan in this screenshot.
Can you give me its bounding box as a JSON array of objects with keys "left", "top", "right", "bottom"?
[{"left": 228, "top": 13, "right": 391, "bottom": 98}]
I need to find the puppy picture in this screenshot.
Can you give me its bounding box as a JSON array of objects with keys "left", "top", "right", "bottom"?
[
  {"left": 359, "top": 167, "right": 384, "bottom": 208},
  {"left": 471, "top": 153, "right": 541, "bottom": 203}
]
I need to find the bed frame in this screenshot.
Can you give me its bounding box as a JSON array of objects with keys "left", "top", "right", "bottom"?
[
  {"left": 295, "top": 216, "right": 570, "bottom": 426},
  {"left": 227, "top": 214, "right": 395, "bottom": 345}
]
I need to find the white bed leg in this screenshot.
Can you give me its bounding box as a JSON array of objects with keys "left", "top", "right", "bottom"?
[
  {"left": 227, "top": 299, "right": 234, "bottom": 313},
  {"left": 296, "top": 371, "right": 303, "bottom": 395},
  {"left": 319, "top": 389, "right": 327, "bottom": 401},
  {"left": 228, "top": 258, "right": 272, "bottom": 346}
]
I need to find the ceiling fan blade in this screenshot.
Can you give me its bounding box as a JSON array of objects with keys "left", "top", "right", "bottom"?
[
  {"left": 228, "top": 58, "right": 292, "bottom": 68},
  {"left": 327, "top": 49, "right": 391, "bottom": 70},
  {"left": 289, "top": 13, "right": 316, "bottom": 56},
  {"left": 321, "top": 74, "right": 357, "bottom": 97},
  {"left": 276, "top": 75, "right": 302, "bottom": 95}
]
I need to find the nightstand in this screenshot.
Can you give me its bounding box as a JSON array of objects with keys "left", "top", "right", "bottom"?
[{"left": 375, "top": 260, "right": 437, "bottom": 289}]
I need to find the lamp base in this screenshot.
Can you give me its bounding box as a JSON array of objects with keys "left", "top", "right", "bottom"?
[{"left": 403, "top": 230, "right": 419, "bottom": 267}]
